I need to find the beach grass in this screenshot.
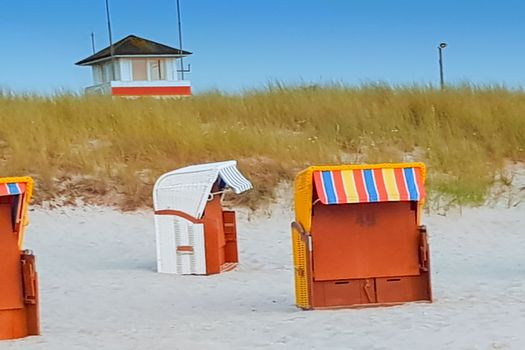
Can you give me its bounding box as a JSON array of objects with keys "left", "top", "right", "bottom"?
[{"left": 1, "top": 84, "right": 524, "bottom": 209}]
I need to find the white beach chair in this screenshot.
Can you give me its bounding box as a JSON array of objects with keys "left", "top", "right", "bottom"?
[{"left": 153, "top": 160, "right": 252, "bottom": 275}]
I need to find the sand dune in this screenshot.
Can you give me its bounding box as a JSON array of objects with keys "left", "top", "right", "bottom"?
[{"left": 4, "top": 202, "right": 525, "bottom": 349}]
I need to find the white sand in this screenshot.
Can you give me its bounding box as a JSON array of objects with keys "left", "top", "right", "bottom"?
[{"left": 3, "top": 202, "right": 525, "bottom": 350}]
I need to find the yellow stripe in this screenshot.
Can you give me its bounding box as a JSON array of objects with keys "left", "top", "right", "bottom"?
[
  {"left": 382, "top": 168, "right": 400, "bottom": 201},
  {"left": 341, "top": 170, "right": 359, "bottom": 203}
]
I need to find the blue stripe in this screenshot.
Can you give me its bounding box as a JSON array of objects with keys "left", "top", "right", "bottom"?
[
  {"left": 321, "top": 171, "right": 337, "bottom": 204},
  {"left": 403, "top": 168, "right": 419, "bottom": 201},
  {"left": 7, "top": 183, "right": 20, "bottom": 195},
  {"left": 363, "top": 169, "right": 378, "bottom": 202}
]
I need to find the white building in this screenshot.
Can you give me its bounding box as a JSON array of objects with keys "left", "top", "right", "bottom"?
[{"left": 76, "top": 35, "right": 192, "bottom": 96}]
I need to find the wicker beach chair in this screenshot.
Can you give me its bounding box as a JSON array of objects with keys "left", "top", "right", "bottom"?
[
  {"left": 291, "top": 163, "right": 431, "bottom": 309},
  {"left": 0, "top": 177, "right": 39, "bottom": 339}
]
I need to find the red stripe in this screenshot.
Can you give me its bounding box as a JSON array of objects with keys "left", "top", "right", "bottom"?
[
  {"left": 394, "top": 168, "right": 409, "bottom": 200},
  {"left": 313, "top": 172, "right": 328, "bottom": 204},
  {"left": 414, "top": 168, "right": 425, "bottom": 199},
  {"left": 352, "top": 169, "right": 369, "bottom": 202},
  {"left": 331, "top": 170, "right": 347, "bottom": 204},
  {"left": 111, "top": 86, "right": 192, "bottom": 96},
  {"left": 0, "top": 184, "right": 8, "bottom": 196},
  {"left": 373, "top": 169, "right": 389, "bottom": 201}
]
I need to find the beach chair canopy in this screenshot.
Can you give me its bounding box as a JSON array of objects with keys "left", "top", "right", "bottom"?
[
  {"left": 294, "top": 163, "right": 426, "bottom": 232},
  {"left": 153, "top": 160, "right": 252, "bottom": 219},
  {"left": 0, "top": 177, "right": 33, "bottom": 247},
  {"left": 313, "top": 165, "right": 425, "bottom": 205},
  {"left": 291, "top": 163, "right": 431, "bottom": 310},
  {"left": 0, "top": 182, "right": 27, "bottom": 196}
]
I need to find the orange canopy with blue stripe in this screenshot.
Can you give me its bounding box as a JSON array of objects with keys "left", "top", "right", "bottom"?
[
  {"left": 0, "top": 183, "right": 26, "bottom": 197},
  {"left": 313, "top": 166, "right": 425, "bottom": 205}
]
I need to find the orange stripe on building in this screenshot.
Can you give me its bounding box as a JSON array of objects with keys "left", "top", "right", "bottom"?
[{"left": 111, "top": 86, "right": 192, "bottom": 96}]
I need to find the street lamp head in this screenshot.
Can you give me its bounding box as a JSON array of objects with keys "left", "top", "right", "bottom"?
[{"left": 439, "top": 42, "right": 447, "bottom": 49}]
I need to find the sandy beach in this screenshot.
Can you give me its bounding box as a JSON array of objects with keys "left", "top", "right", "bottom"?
[{"left": 1, "top": 199, "right": 523, "bottom": 350}]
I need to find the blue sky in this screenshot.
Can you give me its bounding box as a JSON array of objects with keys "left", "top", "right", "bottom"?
[{"left": 1, "top": 0, "right": 524, "bottom": 93}]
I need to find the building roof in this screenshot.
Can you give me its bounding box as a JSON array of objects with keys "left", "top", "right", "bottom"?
[{"left": 75, "top": 35, "right": 192, "bottom": 66}]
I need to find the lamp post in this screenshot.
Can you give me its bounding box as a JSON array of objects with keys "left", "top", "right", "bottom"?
[{"left": 438, "top": 42, "right": 447, "bottom": 89}]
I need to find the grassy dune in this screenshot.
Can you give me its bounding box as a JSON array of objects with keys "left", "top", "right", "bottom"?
[{"left": 0, "top": 84, "right": 524, "bottom": 209}]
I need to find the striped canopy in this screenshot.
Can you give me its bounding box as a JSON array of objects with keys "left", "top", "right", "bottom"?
[
  {"left": 154, "top": 160, "right": 252, "bottom": 219},
  {"left": 313, "top": 167, "right": 425, "bottom": 205},
  {"left": 0, "top": 182, "right": 26, "bottom": 196}
]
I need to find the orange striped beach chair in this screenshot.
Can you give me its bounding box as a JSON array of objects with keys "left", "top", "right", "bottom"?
[
  {"left": 0, "top": 177, "right": 39, "bottom": 339},
  {"left": 291, "top": 163, "right": 432, "bottom": 309}
]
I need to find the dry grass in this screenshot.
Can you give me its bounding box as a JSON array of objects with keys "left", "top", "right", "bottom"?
[{"left": 0, "top": 84, "right": 524, "bottom": 209}]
